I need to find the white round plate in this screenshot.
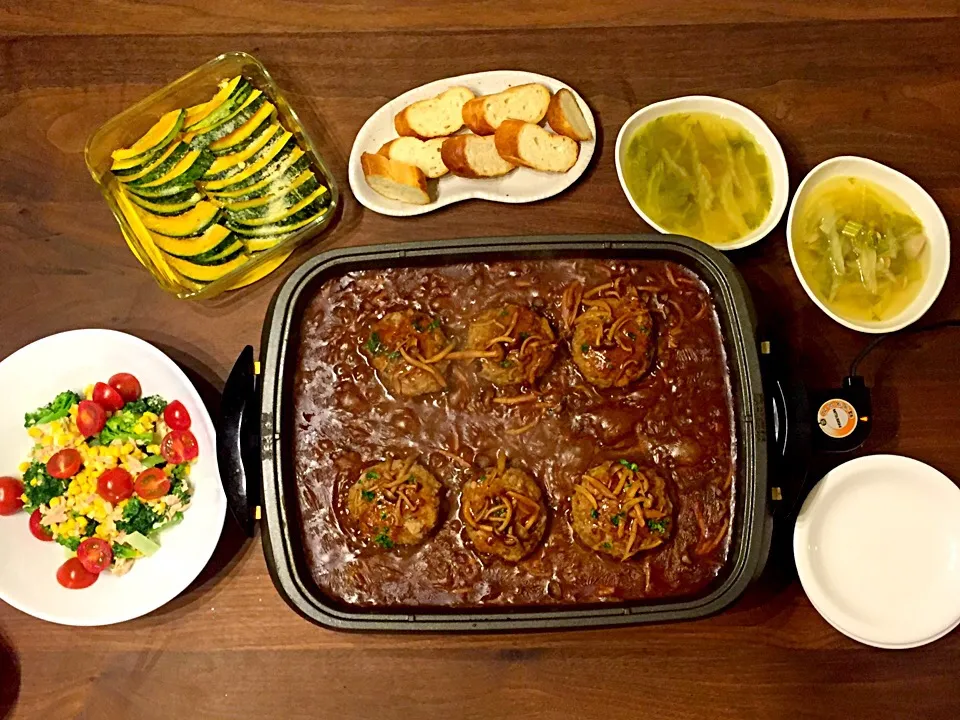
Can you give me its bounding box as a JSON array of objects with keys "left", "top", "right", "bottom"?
[
  {"left": 795, "top": 455, "right": 960, "bottom": 648},
  {"left": 786, "top": 156, "right": 950, "bottom": 334},
  {"left": 615, "top": 95, "right": 789, "bottom": 251},
  {"left": 0, "top": 329, "right": 226, "bottom": 626},
  {"left": 348, "top": 70, "right": 596, "bottom": 217}
]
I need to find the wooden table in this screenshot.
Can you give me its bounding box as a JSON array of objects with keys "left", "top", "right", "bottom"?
[{"left": 2, "top": 2, "right": 960, "bottom": 718}]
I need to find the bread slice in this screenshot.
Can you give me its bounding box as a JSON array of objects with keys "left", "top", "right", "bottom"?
[
  {"left": 461, "top": 83, "right": 551, "bottom": 135},
  {"left": 494, "top": 120, "right": 579, "bottom": 173},
  {"left": 361, "top": 152, "right": 430, "bottom": 205},
  {"left": 546, "top": 89, "right": 593, "bottom": 141},
  {"left": 440, "top": 135, "right": 516, "bottom": 178},
  {"left": 378, "top": 137, "right": 448, "bottom": 179},
  {"left": 394, "top": 87, "right": 475, "bottom": 139}
]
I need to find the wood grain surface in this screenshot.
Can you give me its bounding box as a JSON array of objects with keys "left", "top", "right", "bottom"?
[{"left": 2, "top": 2, "right": 960, "bottom": 718}]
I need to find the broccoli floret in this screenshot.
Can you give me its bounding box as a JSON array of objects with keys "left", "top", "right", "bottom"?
[
  {"left": 116, "top": 498, "right": 161, "bottom": 536},
  {"left": 56, "top": 535, "right": 81, "bottom": 552},
  {"left": 92, "top": 409, "right": 154, "bottom": 446},
  {"left": 24, "top": 391, "right": 81, "bottom": 428},
  {"left": 22, "top": 463, "right": 67, "bottom": 511},
  {"left": 122, "top": 395, "right": 167, "bottom": 416},
  {"left": 168, "top": 469, "right": 192, "bottom": 503},
  {"left": 112, "top": 543, "right": 140, "bottom": 559}
]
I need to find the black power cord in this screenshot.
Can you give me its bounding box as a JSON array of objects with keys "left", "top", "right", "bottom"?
[{"left": 848, "top": 319, "right": 960, "bottom": 379}]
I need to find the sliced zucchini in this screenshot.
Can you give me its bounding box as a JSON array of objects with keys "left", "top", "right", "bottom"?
[
  {"left": 150, "top": 223, "right": 231, "bottom": 256},
  {"left": 111, "top": 109, "right": 186, "bottom": 167},
  {"left": 216, "top": 161, "right": 313, "bottom": 206},
  {"left": 201, "top": 124, "right": 282, "bottom": 182},
  {"left": 126, "top": 188, "right": 203, "bottom": 217},
  {"left": 224, "top": 173, "right": 320, "bottom": 220},
  {"left": 242, "top": 231, "right": 296, "bottom": 253},
  {"left": 188, "top": 93, "right": 270, "bottom": 149},
  {"left": 137, "top": 201, "right": 220, "bottom": 237},
  {"left": 230, "top": 185, "right": 328, "bottom": 227},
  {"left": 167, "top": 250, "right": 250, "bottom": 283},
  {"left": 183, "top": 77, "right": 248, "bottom": 132},
  {"left": 226, "top": 197, "right": 329, "bottom": 237},
  {"left": 127, "top": 151, "right": 215, "bottom": 198},
  {"left": 124, "top": 142, "right": 192, "bottom": 187},
  {"left": 188, "top": 239, "right": 246, "bottom": 265},
  {"left": 205, "top": 137, "right": 299, "bottom": 194},
  {"left": 208, "top": 104, "right": 276, "bottom": 155}
]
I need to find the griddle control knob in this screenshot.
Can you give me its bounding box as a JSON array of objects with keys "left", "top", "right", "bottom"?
[{"left": 810, "top": 376, "right": 872, "bottom": 453}]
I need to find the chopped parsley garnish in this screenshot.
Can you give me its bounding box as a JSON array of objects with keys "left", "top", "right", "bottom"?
[
  {"left": 380, "top": 511, "right": 388, "bottom": 520},
  {"left": 366, "top": 332, "right": 383, "bottom": 355},
  {"left": 373, "top": 529, "right": 395, "bottom": 549},
  {"left": 492, "top": 508, "right": 506, "bottom": 518},
  {"left": 499, "top": 309, "right": 510, "bottom": 318},
  {"left": 478, "top": 475, "right": 487, "bottom": 483},
  {"left": 640, "top": 325, "right": 650, "bottom": 335},
  {"left": 627, "top": 331, "right": 637, "bottom": 340},
  {"left": 580, "top": 343, "right": 590, "bottom": 353},
  {"left": 405, "top": 477, "right": 415, "bottom": 484},
  {"left": 590, "top": 508, "right": 599, "bottom": 520},
  {"left": 427, "top": 318, "right": 441, "bottom": 331},
  {"left": 518, "top": 332, "right": 530, "bottom": 341},
  {"left": 361, "top": 490, "right": 376, "bottom": 502},
  {"left": 610, "top": 513, "right": 624, "bottom": 527},
  {"left": 412, "top": 320, "right": 424, "bottom": 332},
  {"left": 618, "top": 459, "right": 639, "bottom": 472},
  {"left": 601, "top": 542, "right": 612, "bottom": 550},
  {"left": 500, "top": 359, "right": 513, "bottom": 369},
  {"left": 387, "top": 350, "right": 402, "bottom": 361},
  {"left": 647, "top": 518, "right": 668, "bottom": 534},
  {"left": 365, "top": 471, "right": 380, "bottom": 480}
]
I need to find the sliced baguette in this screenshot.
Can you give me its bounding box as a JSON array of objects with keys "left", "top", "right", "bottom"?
[
  {"left": 461, "top": 83, "right": 551, "bottom": 135},
  {"left": 440, "top": 135, "right": 516, "bottom": 178},
  {"left": 361, "top": 152, "right": 430, "bottom": 205},
  {"left": 394, "top": 86, "right": 475, "bottom": 139},
  {"left": 378, "top": 137, "right": 448, "bottom": 179},
  {"left": 494, "top": 120, "right": 579, "bottom": 173},
  {"left": 545, "top": 89, "right": 593, "bottom": 141}
]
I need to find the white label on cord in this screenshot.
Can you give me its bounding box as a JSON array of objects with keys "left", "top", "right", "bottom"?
[{"left": 817, "top": 398, "right": 858, "bottom": 439}]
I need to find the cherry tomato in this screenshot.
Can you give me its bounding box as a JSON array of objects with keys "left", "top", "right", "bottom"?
[
  {"left": 56, "top": 557, "right": 98, "bottom": 589},
  {"left": 76, "top": 400, "right": 107, "bottom": 437},
  {"left": 29, "top": 508, "right": 53, "bottom": 542},
  {"left": 162, "top": 400, "right": 191, "bottom": 431},
  {"left": 97, "top": 467, "right": 133, "bottom": 504},
  {"left": 161, "top": 429, "right": 199, "bottom": 464},
  {"left": 134, "top": 467, "right": 171, "bottom": 500},
  {"left": 108, "top": 372, "right": 141, "bottom": 403},
  {"left": 47, "top": 448, "right": 82, "bottom": 479},
  {"left": 93, "top": 382, "right": 124, "bottom": 412},
  {"left": 77, "top": 537, "right": 113, "bottom": 574},
  {"left": 0, "top": 477, "right": 25, "bottom": 516}
]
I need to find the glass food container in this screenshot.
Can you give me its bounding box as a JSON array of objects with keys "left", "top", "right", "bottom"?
[{"left": 85, "top": 52, "right": 340, "bottom": 300}]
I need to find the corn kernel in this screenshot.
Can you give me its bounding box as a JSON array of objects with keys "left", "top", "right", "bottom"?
[
  {"left": 69, "top": 405, "right": 79, "bottom": 416},
  {"left": 19, "top": 493, "right": 27, "bottom": 503},
  {"left": 41, "top": 435, "right": 53, "bottom": 446},
  {"left": 53, "top": 433, "right": 68, "bottom": 446},
  {"left": 146, "top": 444, "right": 160, "bottom": 455},
  {"left": 93, "top": 508, "right": 107, "bottom": 522},
  {"left": 121, "top": 442, "right": 134, "bottom": 455},
  {"left": 18, "top": 461, "right": 30, "bottom": 473},
  {"left": 132, "top": 423, "right": 145, "bottom": 434},
  {"left": 49, "top": 496, "right": 61, "bottom": 507},
  {"left": 76, "top": 517, "right": 88, "bottom": 529},
  {"left": 30, "top": 478, "right": 39, "bottom": 487},
  {"left": 144, "top": 412, "right": 158, "bottom": 422},
  {"left": 183, "top": 465, "right": 191, "bottom": 476},
  {"left": 28, "top": 427, "right": 43, "bottom": 439},
  {"left": 87, "top": 446, "right": 99, "bottom": 457},
  {"left": 84, "top": 384, "right": 94, "bottom": 400}
]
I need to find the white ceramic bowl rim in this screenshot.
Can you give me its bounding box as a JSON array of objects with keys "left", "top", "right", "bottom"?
[
  {"left": 785, "top": 155, "right": 951, "bottom": 334},
  {"left": 614, "top": 94, "right": 790, "bottom": 251}
]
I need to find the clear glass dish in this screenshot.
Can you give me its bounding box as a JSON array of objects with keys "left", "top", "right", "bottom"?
[{"left": 85, "top": 51, "right": 340, "bottom": 300}]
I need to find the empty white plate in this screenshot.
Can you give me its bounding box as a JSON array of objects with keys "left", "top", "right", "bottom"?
[
  {"left": 348, "top": 70, "right": 596, "bottom": 217},
  {"left": 795, "top": 455, "right": 960, "bottom": 648}
]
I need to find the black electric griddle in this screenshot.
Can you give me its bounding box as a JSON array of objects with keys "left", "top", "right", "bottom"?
[{"left": 217, "top": 234, "right": 865, "bottom": 631}]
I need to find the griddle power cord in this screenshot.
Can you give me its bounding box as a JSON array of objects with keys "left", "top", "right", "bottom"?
[{"left": 847, "top": 319, "right": 960, "bottom": 379}]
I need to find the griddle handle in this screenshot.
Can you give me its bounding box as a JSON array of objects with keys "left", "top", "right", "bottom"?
[{"left": 217, "top": 345, "right": 261, "bottom": 538}]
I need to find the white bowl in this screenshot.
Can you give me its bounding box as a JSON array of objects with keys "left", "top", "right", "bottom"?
[
  {"left": 349, "top": 70, "right": 596, "bottom": 217},
  {"left": 786, "top": 156, "right": 950, "bottom": 334},
  {"left": 0, "top": 329, "right": 226, "bottom": 626},
  {"left": 615, "top": 95, "right": 789, "bottom": 251}
]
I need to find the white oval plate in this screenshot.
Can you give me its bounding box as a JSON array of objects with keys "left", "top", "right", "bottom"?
[
  {"left": 348, "top": 70, "right": 596, "bottom": 217},
  {"left": 0, "top": 329, "right": 226, "bottom": 626},
  {"left": 787, "top": 156, "right": 950, "bottom": 334},
  {"left": 795, "top": 455, "right": 960, "bottom": 648},
  {"left": 615, "top": 95, "right": 789, "bottom": 251}
]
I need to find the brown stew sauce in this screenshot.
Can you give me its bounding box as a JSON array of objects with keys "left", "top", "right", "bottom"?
[{"left": 292, "top": 259, "right": 735, "bottom": 608}]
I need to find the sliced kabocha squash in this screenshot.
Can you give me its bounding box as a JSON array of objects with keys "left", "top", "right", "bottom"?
[
  {"left": 125, "top": 187, "right": 202, "bottom": 216},
  {"left": 188, "top": 91, "right": 272, "bottom": 149},
  {"left": 205, "top": 136, "right": 299, "bottom": 194},
  {"left": 209, "top": 153, "right": 311, "bottom": 202},
  {"left": 150, "top": 223, "right": 232, "bottom": 257},
  {"left": 116, "top": 140, "right": 185, "bottom": 183},
  {"left": 126, "top": 150, "right": 215, "bottom": 198},
  {"left": 136, "top": 201, "right": 220, "bottom": 237},
  {"left": 110, "top": 109, "right": 186, "bottom": 169},
  {"left": 242, "top": 231, "right": 297, "bottom": 253},
  {"left": 201, "top": 124, "right": 283, "bottom": 183},
  {"left": 123, "top": 142, "right": 193, "bottom": 187},
  {"left": 224, "top": 173, "right": 320, "bottom": 220},
  {"left": 166, "top": 249, "right": 250, "bottom": 283},
  {"left": 229, "top": 185, "right": 329, "bottom": 227},
  {"left": 221, "top": 169, "right": 317, "bottom": 212},
  {"left": 226, "top": 197, "right": 330, "bottom": 237},
  {"left": 208, "top": 105, "right": 276, "bottom": 156},
  {"left": 183, "top": 76, "right": 249, "bottom": 132}
]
